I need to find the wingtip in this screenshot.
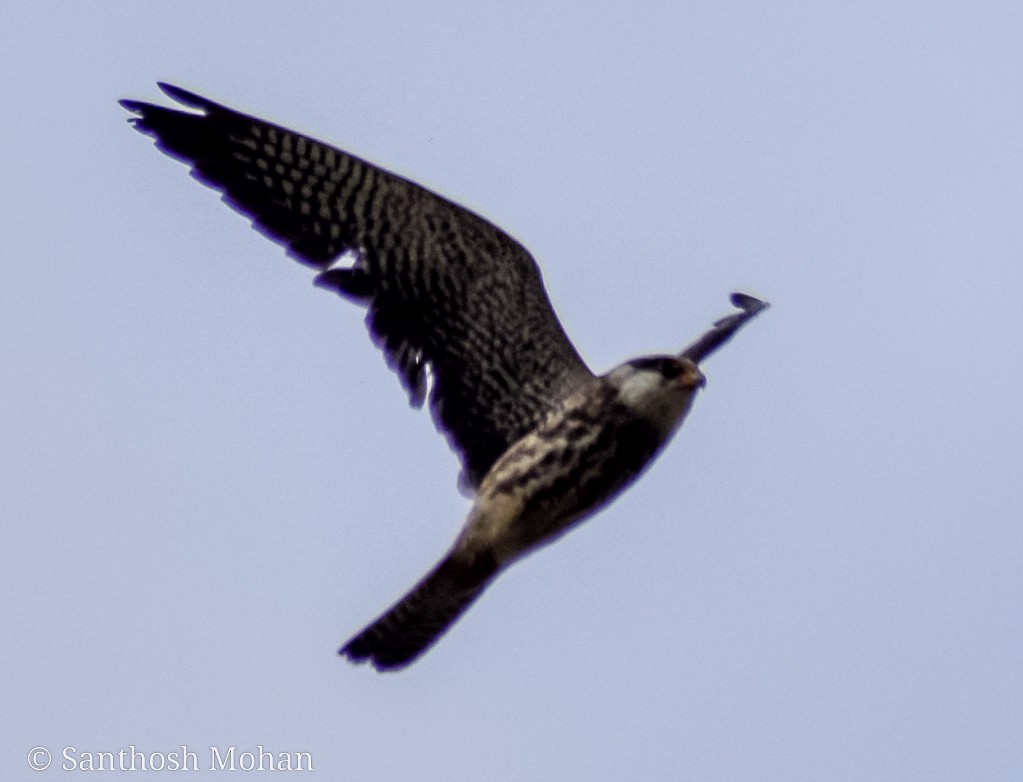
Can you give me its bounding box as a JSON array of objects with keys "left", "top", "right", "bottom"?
[
  {"left": 338, "top": 642, "right": 363, "bottom": 662},
  {"left": 119, "top": 83, "right": 214, "bottom": 122},
  {"left": 118, "top": 98, "right": 146, "bottom": 118},
  {"left": 154, "top": 82, "right": 224, "bottom": 113},
  {"left": 729, "top": 291, "right": 770, "bottom": 315},
  {"left": 158, "top": 81, "right": 198, "bottom": 105},
  {"left": 339, "top": 633, "right": 373, "bottom": 664},
  {"left": 339, "top": 641, "right": 402, "bottom": 673}
]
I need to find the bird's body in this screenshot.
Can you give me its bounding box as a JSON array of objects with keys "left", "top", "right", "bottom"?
[
  {"left": 121, "top": 84, "right": 767, "bottom": 671},
  {"left": 343, "top": 356, "right": 705, "bottom": 668}
]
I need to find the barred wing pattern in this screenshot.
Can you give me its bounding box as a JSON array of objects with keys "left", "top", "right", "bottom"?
[{"left": 121, "top": 84, "right": 594, "bottom": 489}]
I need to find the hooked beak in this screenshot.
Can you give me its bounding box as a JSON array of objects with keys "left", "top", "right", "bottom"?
[{"left": 680, "top": 359, "right": 706, "bottom": 390}]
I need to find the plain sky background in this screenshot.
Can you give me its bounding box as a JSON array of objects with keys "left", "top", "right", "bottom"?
[{"left": 4, "top": 2, "right": 1022, "bottom": 779}]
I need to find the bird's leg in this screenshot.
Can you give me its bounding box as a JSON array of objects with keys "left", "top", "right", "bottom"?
[{"left": 680, "top": 293, "right": 769, "bottom": 364}]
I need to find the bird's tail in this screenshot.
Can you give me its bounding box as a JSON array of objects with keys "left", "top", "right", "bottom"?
[{"left": 340, "top": 551, "right": 498, "bottom": 671}]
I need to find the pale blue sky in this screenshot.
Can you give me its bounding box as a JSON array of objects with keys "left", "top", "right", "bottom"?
[{"left": 4, "top": 2, "right": 1022, "bottom": 779}]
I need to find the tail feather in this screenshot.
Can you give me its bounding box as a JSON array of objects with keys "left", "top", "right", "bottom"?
[{"left": 341, "top": 553, "right": 497, "bottom": 671}]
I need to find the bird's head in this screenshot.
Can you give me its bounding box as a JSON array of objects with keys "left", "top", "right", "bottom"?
[{"left": 606, "top": 356, "right": 705, "bottom": 435}]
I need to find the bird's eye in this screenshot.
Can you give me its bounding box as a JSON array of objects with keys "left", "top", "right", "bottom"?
[{"left": 659, "top": 360, "right": 683, "bottom": 379}]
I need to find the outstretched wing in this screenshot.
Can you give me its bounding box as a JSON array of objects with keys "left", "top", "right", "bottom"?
[
  {"left": 680, "top": 293, "right": 769, "bottom": 364},
  {"left": 121, "top": 84, "right": 593, "bottom": 489}
]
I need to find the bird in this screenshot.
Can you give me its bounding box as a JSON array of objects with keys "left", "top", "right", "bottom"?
[{"left": 120, "top": 83, "right": 768, "bottom": 671}]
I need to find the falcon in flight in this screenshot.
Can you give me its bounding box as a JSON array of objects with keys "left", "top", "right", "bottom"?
[{"left": 121, "top": 84, "right": 768, "bottom": 671}]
